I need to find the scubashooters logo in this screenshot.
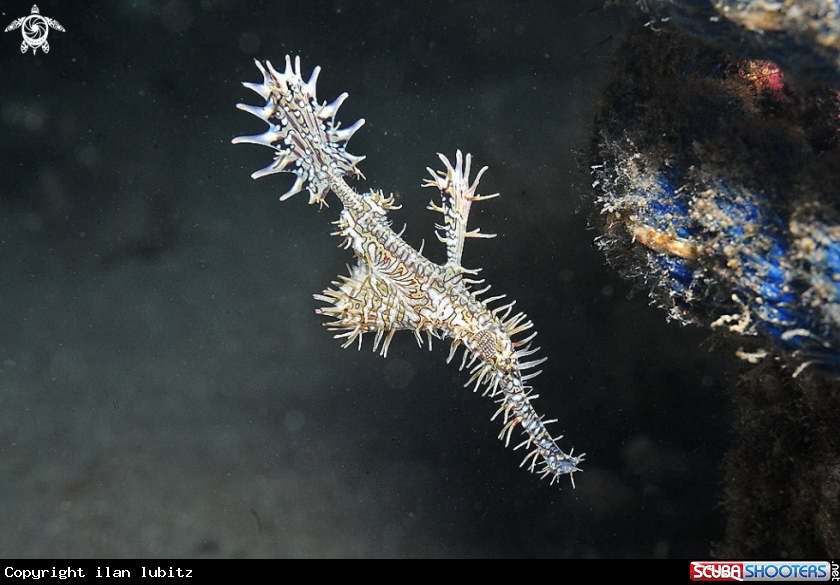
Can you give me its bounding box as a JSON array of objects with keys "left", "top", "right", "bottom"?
[
  {"left": 691, "top": 561, "right": 833, "bottom": 581},
  {"left": 4, "top": 5, "right": 64, "bottom": 54}
]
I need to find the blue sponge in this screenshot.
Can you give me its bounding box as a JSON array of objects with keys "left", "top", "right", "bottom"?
[{"left": 590, "top": 22, "right": 840, "bottom": 374}]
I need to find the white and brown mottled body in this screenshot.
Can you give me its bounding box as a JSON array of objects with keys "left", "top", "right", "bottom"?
[{"left": 233, "top": 56, "right": 583, "bottom": 485}]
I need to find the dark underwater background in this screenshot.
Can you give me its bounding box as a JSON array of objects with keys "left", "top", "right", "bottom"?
[{"left": 0, "top": 0, "right": 732, "bottom": 557}]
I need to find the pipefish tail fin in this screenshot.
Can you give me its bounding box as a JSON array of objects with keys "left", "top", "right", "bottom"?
[{"left": 233, "top": 56, "right": 365, "bottom": 206}]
